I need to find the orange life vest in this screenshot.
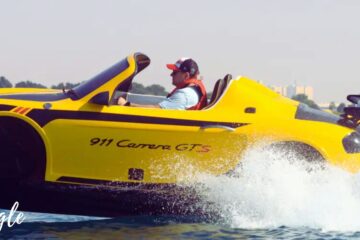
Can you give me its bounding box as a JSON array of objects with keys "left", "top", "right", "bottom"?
[{"left": 167, "top": 78, "right": 207, "bottom": 110}]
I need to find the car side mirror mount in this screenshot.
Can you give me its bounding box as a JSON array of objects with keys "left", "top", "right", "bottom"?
[{"left": 89, "top": 91, "right": 109, "bottom": 106}]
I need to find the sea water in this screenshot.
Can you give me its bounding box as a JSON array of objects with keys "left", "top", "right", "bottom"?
[{"left": 2, "top": 147, "right": 360, "bottom": 239}]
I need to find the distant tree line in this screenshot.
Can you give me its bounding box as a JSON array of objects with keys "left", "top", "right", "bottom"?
[
  {"left": 328, "top": 101, "right": 347, "bottom": 114},
  {"left": 51, "top": 82, "right": 80, "bottom": 89},
  {"left": 292, "top": 94, "right": 320, "bottom": 110},
  {"left": 130, "top": 83, "right": 167, "bottom": 96},
  {"left": 0, "top": 75, "right": 167, "bottom": 96},
  {"left": 1, "top": 75, "right": 352, "bottom": 110},
  {"left": 1, "top": 76, "right": 48, "bottom": 89},
  {"left": 0, "top": 76, "right": 12, "bottom": 88}
]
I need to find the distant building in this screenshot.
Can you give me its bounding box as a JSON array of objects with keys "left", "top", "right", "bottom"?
[
  {"left": 270, "top": 85, "right": 314, "bottom": 100},
  {"left": 271, "top": 86, "right": 287, "bottom": 96},
  {"left": 287, "top": 85, "right": 314, "bottom": 100}
]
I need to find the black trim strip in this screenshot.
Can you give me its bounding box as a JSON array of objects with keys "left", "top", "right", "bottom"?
[
  {"left": 0, "top": 93, "right": 68, "bottom": 102},
  {"left": 72, "top": 58, "right": 130, "bottom": 99},
  {"left": 27, "top": 108, "right": 249, "bottom": 128},
  {"left": 0, "top": 104, "right": 15, "bottom": 111},
  {"left": 57, "top": 176, "right": 177, "bottom": 190}
]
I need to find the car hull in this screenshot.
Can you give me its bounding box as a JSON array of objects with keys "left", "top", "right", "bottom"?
[{"left": 0, "top": 181, "right": 215, "bottom": 218}]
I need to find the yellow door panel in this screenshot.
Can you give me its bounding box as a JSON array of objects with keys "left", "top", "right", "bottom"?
[{"left": 45, "top": 119, "right": 247, "bottom": 184}]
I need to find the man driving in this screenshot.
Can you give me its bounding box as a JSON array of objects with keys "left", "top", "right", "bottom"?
[{"left": 117, "top": 58, "right": 207, "bottom": 110}]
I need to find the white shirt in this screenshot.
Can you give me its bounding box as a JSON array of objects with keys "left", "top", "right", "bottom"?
[{"left": 159, "top": 87, "right": 200, "bottom": 110}]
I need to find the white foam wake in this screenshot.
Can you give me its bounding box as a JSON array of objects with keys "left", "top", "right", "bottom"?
[{"left": 194, "top": 148, "right": 360, "bottom": 232}]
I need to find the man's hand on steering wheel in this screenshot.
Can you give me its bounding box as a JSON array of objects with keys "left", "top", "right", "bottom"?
[{"left": 117, "top": 96, "right": 128, "bottom": 106}]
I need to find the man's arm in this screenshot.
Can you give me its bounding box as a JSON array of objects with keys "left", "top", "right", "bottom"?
[
  {"left": 128, "top": 102, "right": 161, "bottom": 108},
  {"left": 117, "top": 97, "right": 161, "bottom": 108}
]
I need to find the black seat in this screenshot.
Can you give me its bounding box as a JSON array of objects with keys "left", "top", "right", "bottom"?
[
  {"left": 208, "top": 78, "right": 222, "bottom": 105},
  {"left": 205, "top": 74, "right": 232, "bottom": 109}
]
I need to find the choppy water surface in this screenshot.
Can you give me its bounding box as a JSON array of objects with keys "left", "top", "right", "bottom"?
[{"left": 3, "top": 148, "right": 360, "bottom": 239}]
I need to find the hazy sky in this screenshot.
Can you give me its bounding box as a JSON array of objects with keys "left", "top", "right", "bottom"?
[{"left": 1, "top": 0, "right": 360, "bottom": 103}]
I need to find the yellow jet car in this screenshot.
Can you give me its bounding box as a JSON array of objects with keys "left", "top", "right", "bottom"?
[{"left": 0, "top": 52, "right": 360, "bottom": 217}]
